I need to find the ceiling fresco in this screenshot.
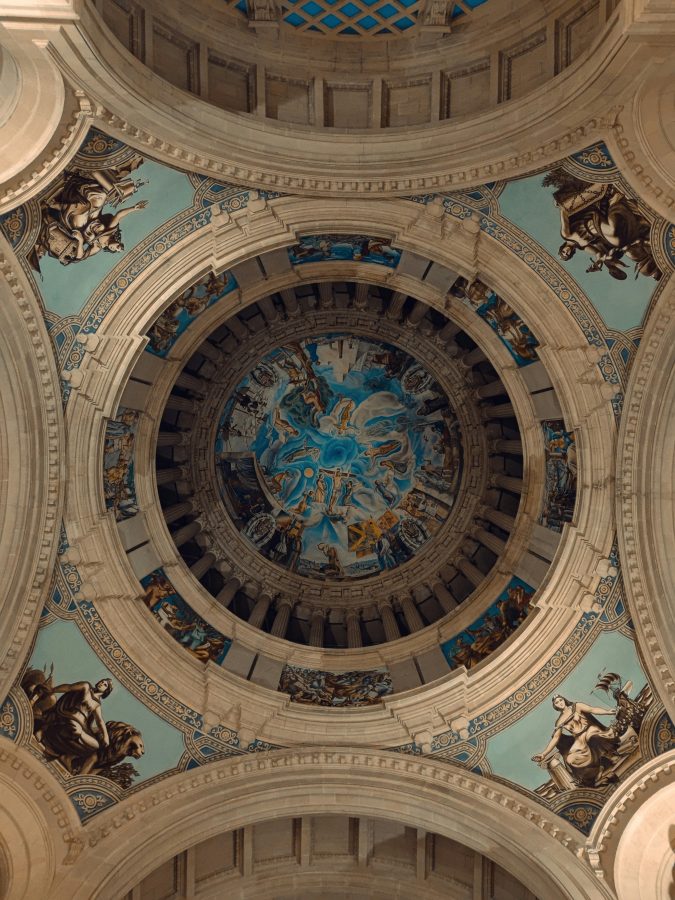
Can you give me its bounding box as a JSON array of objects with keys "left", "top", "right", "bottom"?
[
  {"left": 1, "top": 124, "right": 675, "bottom": 836},
  {"left": 215, "top": 333, "right": 463, "bottom": 579}
]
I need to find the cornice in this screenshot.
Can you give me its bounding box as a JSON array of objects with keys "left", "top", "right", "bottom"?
[
  {"left": 0, "top": 237, "right": 65, "bottom": 696},
  {"left": 586, "top": 749, "right": 675, "bottom": 890},
  {"left": 55, "top": 747, "right": 613, "bottom": 900},
  {"left": 616, "top": 278, "right": 675, "bottom": 716},
  {"left": 0, "top": 3, "right": 662, "bottom": 208},
  {"left": 57, "top": 202, "right": 618, "bottom": 746}
]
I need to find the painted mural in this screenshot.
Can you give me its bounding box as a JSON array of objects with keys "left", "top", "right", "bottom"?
[
  {"left": 2, "top": 121, "right": 675, "bottom": 835},
  {"left": 288, "top": 234, "right": 401, "bottom": 267},
  {"left": 451, "top": 278, "right": 539, "bottom": 367},
  {"left": 441, "top": 577, "right": 535, "bottom": 670},
  {"left": 215, "top": 333, "right": 463, "bottom": 579},
  {"left": 543, "top": 167, "right": 662, "bottom": 283},
  {"left": 0, "top": 127, "right": 195, "bottom": 318},
  {"left": 279, "top": 665, "right": 393, "bottom": 706},
  {"left": 13, "top": 614, "right": 186, "bottom": 807},
  {"left": 28, "top": 158, "right": 148, "bottom": 272},
  {"left": 145, "top": 269, "right": 238, "bottom": 357},
  {"left": 21, "top": 665, "right": 144, "bottom": 788},
  {"left": 141, "top": 569, "right": 232, "bottom": 665},
  {"left": 497, "top": 141, "right": 673, "bottom": 332},
  {"left": 103, "top": 407, "right": 140, "bottom": 520},
  {"left": 483, "top": 622, "right": 674, "bottom": 835},
  {"left": 531, "top": 672, "right": 652, "bottom": 793},
  {"left": 540, "top": 420, "right": 577, "bottom": 532}
]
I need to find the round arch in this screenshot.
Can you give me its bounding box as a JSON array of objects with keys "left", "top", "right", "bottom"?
[
  {"left": 616, "top": 277, "right": 675, "bottom": 717},
  {"left": 49, "top": 748, "right": 614, "bottom": 900},
  {"left": 0, "top": 236, "right": 65, "bottom": 696},
  {"left": 59, "top": 195, "right": 618, "bottom": 746}
]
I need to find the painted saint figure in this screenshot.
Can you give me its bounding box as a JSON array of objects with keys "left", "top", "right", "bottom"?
[{"left": 318, "top": 542, "right": 344, "bottom": 576}]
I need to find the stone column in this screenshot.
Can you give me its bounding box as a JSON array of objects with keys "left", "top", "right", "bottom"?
[
  {"left": 353, "top": 283, "right": 369, "bottom": 309},
  {"left": 164, "top": 394, "right": 195, "bottom": 413},
  {"left": 308, "top": 608, "right": 326, "bottom": 647},
  {"left": 157, "top": 431, "right": 184, "bottom": 448},
  {"left": 432, "top": 581, "right": 457, "bottom": 613},
  {"left": 462, "top": 346, "right": 485, "bottom": 367},
  {"left": 318, "top": 283, "right": 334, "bottom": 309},
  {"left": 163, "top": 499, "right": 194, "bottom": 524},
  {"left": 216, "top": 576, "right": 241, "bottom": 608},
  {"left": 438, "top": 320, "right": 460, "bottom": 342},
  {"left": 385, "top": 291, "right": 407, "bottom": 320},
  {"left": 227, "top": 316, "right": 249, "bottom": 342},
  {"left": 475, "top": 379, "right": 507, "bottom": 399},
  {"left": 175, "top": 371, "right": 205, "bottom": 393},
  {"left": 258, "top": 295, "right": 279, "bottom": 323},
  {"left": 280, "top": 289, "right": 299, "bottom": 315},
  {"left": 474, "top": 527, "right": 507, "bottom": 556},
  {"left": 378, "top": 599, "right": 401, "bottom": 642},
  {"left": 483, "top": 401, "right": 514, "bottom": 419},
  {"left": 345, "top": 609, "right": 362, "bottom": 648},
  {"left": 405, "top": 300, "right": 428, "bottom": 327},
  {"left": 248, "top": 592, "right": 273, "bottom": 629},
  {"left": 481, "top": 506, "right": 516, "bottom": 531},
  {"left": 172, "top": 519, "right": 201, "bottom": 548},
  {"left": 271, "top": 597, "right": 294, "bottom": 638},
  {"left": 400, "top": 594, "right": 424, "bottom": 632},
  {"left": 492, "top": 473, "right": 523, "bottom": 494},
  {"left": 190, "top": 551, "right": 216, "bottom": 580},
  {"left": 456, "top": 556, "right": 484, "bottom": 588},
  {"left": 198, "top": 341, "right": 225, "bottom": 363},
  {"left": 494, "top": 438, "right": 523, "bottom": 454},
  {"left": 156, "top": 465, "right": 187, "bottom": 485}
]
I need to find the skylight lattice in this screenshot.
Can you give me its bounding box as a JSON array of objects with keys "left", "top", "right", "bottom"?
[{"left": 281, "top": 0, "right": 422, "bottom": 36}]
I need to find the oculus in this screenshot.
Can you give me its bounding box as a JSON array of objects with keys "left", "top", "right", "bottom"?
[{"left": 215, "top": 333, "right": 463, "bottom": 580}]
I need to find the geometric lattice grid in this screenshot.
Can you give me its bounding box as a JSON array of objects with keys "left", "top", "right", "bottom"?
[
  {"left": 281, "top": 0, "right": 488, "bottom": 36},
  {"left": 283, "top": 0, "right": 420, "bottom": 36}
]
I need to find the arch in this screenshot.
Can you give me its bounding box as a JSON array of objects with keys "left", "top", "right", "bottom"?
[
  {"left": 53, "top": 748, "right": 613, "bottom": 900},
  {"left": 614, "top": 779, "right": 675, "bottom": 900},
  {"left": 59, "top": 196, "right": 617, "bottom": 746},
  {"left": 15, "top": 0, "right": 673, "bottom": 205},
  {"left": 616, "top": 276, "right": 675, "bottom": 716},
  {"left": 0, "top": 237, "right": 65, "bottom": 696},
  {"left": 0, "top": 744, "right": 82, "bottom": 900}
]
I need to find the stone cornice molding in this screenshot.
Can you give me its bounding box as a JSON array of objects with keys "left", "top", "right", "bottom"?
[
  {"left": 0, "top": 2, "right": 666, "bottom": 208},
  {"left": 0, "top": 237, "right": 65, "bottom": 697},
  {"left": 48, "top": 748, "right": 614, "bottom": 900},
  {"left": 616, "top": 278, "right": 675, "bottom": 716},
  {"left": 58, "top": 200, "right": 618, "bottom": 746},
  {"left": 0, "top": 741, "right": 83, "bottom": 898},
  {"left": 0, "top": 23, "right": 93, "bottom": 213},
  {"left": 585, "top": 749, "right": 675, "bottom": 892}
]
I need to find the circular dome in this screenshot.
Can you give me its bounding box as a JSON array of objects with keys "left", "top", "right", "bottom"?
[
  {"left": 215, "top": 332, "right": 463, "bottom": 581},
  {"left": 149, "top": 277, "right": 535, "bottom": 648}
]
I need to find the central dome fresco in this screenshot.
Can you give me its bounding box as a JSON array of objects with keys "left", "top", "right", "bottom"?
[{"left": 214, "top": 333, "right": 463, "bottom": 581}]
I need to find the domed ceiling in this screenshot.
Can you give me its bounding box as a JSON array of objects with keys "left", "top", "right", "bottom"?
[
  {"left": 0, "top": 85, "right": 673, "bottom": 881},
  {"left": 215, "top": 333, "right": 463, "bottom": 580}
]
